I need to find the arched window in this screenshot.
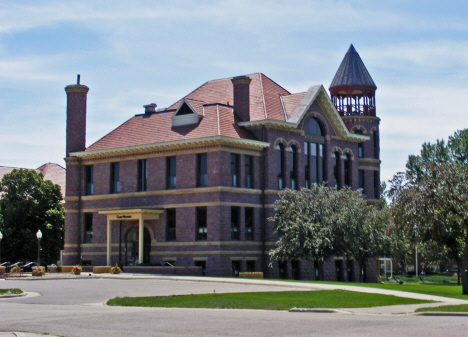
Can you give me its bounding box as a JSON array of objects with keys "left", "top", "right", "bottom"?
[
  {"left": 355, "top": 130, "right": 364, "bottom": 158},
  {"left": 333, "top": 152, "right": 340, "bottom": 189},
  {"left": 289, "top": 145, "right": 297, "bottom": 190},
  {"left": 276, "top": 144, "right": 285, "bottom": 190},
  {"left": 343, "top": 154, "right": 351, "bottom": 188},
  {"left": 373, "top": 131, "right": 379, "bottom": 159},
  {"left": 304, "top": 118, "right": 325, "bottom": 188}
]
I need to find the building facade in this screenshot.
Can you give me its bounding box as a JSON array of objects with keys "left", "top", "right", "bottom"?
[{"left": 63, "top": 45, "right": 381, "bottom": 281}]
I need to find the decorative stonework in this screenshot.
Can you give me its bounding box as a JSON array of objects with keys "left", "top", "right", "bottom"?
[
  {"left": 69, "top": 136, "right": 269, "bottom": 161},
  {"left": 357, "top": 166, "right": 380, "bottom": 171},
  {"left": 358, "top": 158, "right": 381, "bottom": 164}
]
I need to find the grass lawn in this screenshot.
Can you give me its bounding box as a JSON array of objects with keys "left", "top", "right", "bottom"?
[
  {"left": 416, "top": 304, "right": 468, "bottom": 313},
  {"left": 272, "top": 279, "right": 468, "bottom": 300},
  {"left": 107, "top": 290, "right": 433, "bottom": 310},
  {"left": 0, "top": 288, "right": 23, "bottom": 295}
]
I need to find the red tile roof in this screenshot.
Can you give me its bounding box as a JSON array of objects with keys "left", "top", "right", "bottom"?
[
  {"left": 0, "top": 163, "right": 65, "bottom": 196},
  {"left": 37, "top": 163, "right": 66, "bottom": 195},
  {"left": 282, "top": 92, "right": 306, "bottom": 119},
  {"left": 87, "top": 73, "right": 292, "bottom": 152}
]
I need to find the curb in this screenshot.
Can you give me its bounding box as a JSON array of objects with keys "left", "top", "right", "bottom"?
[
  {"left": 0, "top": 292, "right": 27, "bottom": 299},
  {"left": 289, "top": 308, "right": 352, "bottom": 314},
  {"left": 415, "top": 312, "right": 468, "bottom": 316}
]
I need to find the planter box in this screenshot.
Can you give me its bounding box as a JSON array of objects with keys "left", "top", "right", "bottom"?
[
  {"left": 47, "top": 266, "right": 57, "bottom": 273},
  {"left": 239, "top": 272, "right": 263, "bottom": 279},
  {"left": 61, "top": 266, "right": 74, "bottom": 273},
  {"left": 32, "top": 266, "right": 45, "bottom": 276},
  {"left": 0, "top": 266, "right": 5, "bottom": 275},
  {"left": 93, "top": 266, "right": 112, "bottom": 274}
]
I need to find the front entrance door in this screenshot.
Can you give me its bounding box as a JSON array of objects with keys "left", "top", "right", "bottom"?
[{"left": 125, "top": 227, "right": 151, "bottom": 266}]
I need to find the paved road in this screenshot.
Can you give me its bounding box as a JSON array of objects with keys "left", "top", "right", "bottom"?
[{"left": 1, "top": 276, "right": 468, "bottom": 337}]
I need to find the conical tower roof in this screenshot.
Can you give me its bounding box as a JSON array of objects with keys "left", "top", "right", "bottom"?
[{"left": 330, "top": 44, "right": 376, "bottom": 89}]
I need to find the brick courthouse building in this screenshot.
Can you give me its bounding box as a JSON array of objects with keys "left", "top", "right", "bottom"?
[{"left": 63, "top": 45, "right": 381, "bottom": 281}]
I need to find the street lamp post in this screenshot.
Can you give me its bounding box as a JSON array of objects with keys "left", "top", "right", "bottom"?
[
  {"left": 36, "top": 230, "right": 42, "bottom": 266},
  {"left": 0, "top": 231, "right": 3, "bottom": 263}
]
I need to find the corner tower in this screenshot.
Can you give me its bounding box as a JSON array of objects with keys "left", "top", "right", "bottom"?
[
  {"left": 330, "top": 45, "right": 381, "bottom": 201},
  {"left": 329, "top": 44, "right": 376, "bottom": 117}
]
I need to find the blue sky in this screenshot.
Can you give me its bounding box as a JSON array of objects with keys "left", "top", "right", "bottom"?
[{"left": 0, "top": 1, "right": 467, "bottom": 184}]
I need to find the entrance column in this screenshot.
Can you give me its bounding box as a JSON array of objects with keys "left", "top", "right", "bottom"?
[
  {"left": 138, "top": 215, "right": 144, "bottom": 264},
  {"left": 107, "top": 218, "right": 112, "bottom": 266}
]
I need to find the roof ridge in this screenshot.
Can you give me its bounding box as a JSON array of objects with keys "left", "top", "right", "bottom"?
[
  {"left": 260, "top": 73, "right": 291, "bottom": 95},
  {"left": 258, "top": 73, "right": 267, "bottom": 119},
  {"left": 86, "top": 117, "right": 135, "bottom": 150},
  {"left": 216, "top": 105, "right": 220, "bottom": 136},
  {"left": 282, "top": 91, "right": 306, "bottom": 97}
]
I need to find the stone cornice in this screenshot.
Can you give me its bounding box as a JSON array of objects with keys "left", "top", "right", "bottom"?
[
  {"left": 358, "top": 158, "right": 381, "bottom": 164},
  {"left": 68, "top": 136, "right": 270, "bottom": 161},
  {"left": 238, "top": 119, "right": 299, "bottom": 132},
  {"left": 65, "top": 201, "right": 265, "bottom": 212},
  {"left": 358, "top": 165, "right": 380, "bottom": 171},
  {"left": 342, "top": 116, "right": 381, "bottom": 123},
  {"left": 65, "top": 84, "right": 89, "bottom": 93},
  {"left": 65, "top": 186, "right": 262, "bottom": 202}
]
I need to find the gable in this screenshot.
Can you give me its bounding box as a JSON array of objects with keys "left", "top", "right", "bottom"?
[
  {"left": 288, "top": 85, "right": 367, "bottom": 142},
  {"left": 171, "top": 99, "right": 201, "bottom": 127}
]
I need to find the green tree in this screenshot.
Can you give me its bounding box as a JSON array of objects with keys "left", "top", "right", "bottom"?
[
  {"left": 269, "top": 185, "right": 393, "bottom": 282},
  {"left": 389, "top": 129, "right": 468, "bottom": 293},
  {"left": 406, "top": 129, "right": 468, "bottom": 182},
  {"left": 390, "top": 163, "right": 468, "bottom": 294},
  {"left": 0, "top": 169, "right": 64, "bottom": 265}
]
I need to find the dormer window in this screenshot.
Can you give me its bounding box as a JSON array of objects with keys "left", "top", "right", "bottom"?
[{"left": 171, "top": 99, "right": 201, "bottom": 127}]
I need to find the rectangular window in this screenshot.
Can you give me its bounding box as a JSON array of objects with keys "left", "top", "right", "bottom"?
[
  {"left": 344, "top": 155, "right": 351, "bottom": 188},
  {"left": 194, "top": 260, "right": 206, "bottom": 276},
  {"left": 245, "top": 155, "right": 253, "bottom": 189},
  {"left": 166, "top": 209, "right": 176, "bottom": 241},
  {"left": 333, "top": 153, "right": 340, "bottom": 189},
  {"left": 245, "top": 207, "right": 254, "bottom": 241},
  {"left": 374, "top": 132, "right": 379, "bottom": 159},
  {"left": 166, "top": 156, "right": 176, "bottom": 189},
  {"left": 110, "top": 162, "right": 120, "bottom": 193},
  {"left": 246, "top": 260, "right": 255, "bottom": 272},
  {"left": 196, "top": 207, "right": 207, "bottom": 241},
  {"left": 84, "top": 213, "right": 93, "bottom": 243},
  {"left": 230, "top": 153, "right": 239, "bottom": 187},
  {"left": 289, "top": 146, "right": 297, "bottom": 190},
  {"left": 277, "top": 145, "right": 284, "bottom": 190},
  {"left": 137, "top": 159, "right": 147, "bottom": 192},
  {"left": 310, "top": 143, "right": 318, "bottom": 184},
  {"left": 318, "top": 144, "right": 324, "bottom": 183},
  {"left": 231, "top": 206, "right": 240, "bottom": 240},
  {"left": 358, "top": 170, "right": 365, "bottom": 195},
  {"left": 374, "top": 171, "right": 380, "bottom": 199},
  {"left": 85, "top": 165, "right": 94, "bottom": 195},
  {"left": 358, "top": 143, "right": 363, "bottom": 158},
  {"left": 232, "top": 260, "right": 241, "bottom": 277},
  {"left": 304, "top": 142, "right": 310, "bottom": 188},
  {"left": 197, "top": 153, "right": 207, "bottom": 187}
]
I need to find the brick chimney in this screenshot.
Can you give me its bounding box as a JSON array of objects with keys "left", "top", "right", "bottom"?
[
  {"left": 65, "top": 76, "right": 89, "bottom": 157},
  {"left": 231, "top": 75, "right": 252, "bottom": 122}
]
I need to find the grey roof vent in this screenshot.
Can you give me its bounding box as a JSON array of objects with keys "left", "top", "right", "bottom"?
[{"left": 143, "top": 103, "right": 157, "bottom": 114}]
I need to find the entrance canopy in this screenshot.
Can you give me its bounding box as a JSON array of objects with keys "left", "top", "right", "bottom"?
[{"left": 98, "top": 209, "right": 163, "bottom": 266}]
